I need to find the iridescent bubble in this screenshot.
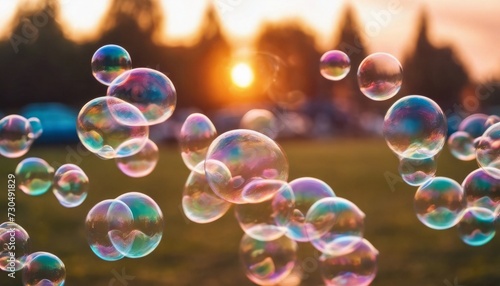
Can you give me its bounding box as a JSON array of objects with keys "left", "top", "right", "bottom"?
[
  {"left": 205, "top": 129, "right": 289, "bottom": 204},
  {"left": 398, "top": 157, "right": 437, "bottom": 186},
  {"left": 182, "top": 162, "right": 231, "bottom": 224},
  {"left": 320, "top": 238, "right": 378, "bottom": 286},
  {"left": 53, "top": 164, "right": 89, "bottom": 208},
  {"left": 320, "top": 50, "right": 351, "bottom": 81},
  {"left": 21, "top": 252, "right": 65, "bottom": 286},
  {"left": 16, "top": 157, "right": 54, "bottom": 196},
  {"left": 0, "top": 222, "right": 30, "bottom": 272},
  {"left": 414, "top": 177, "right": 466, "bottom": 230},
  {"left": 0, "top": 115, "right": 34, "bottom": 158},
  {"left": 383, "top": 95, "right": 447, "bottom": 159},
  {"left": 458, "top": 113, "right": 488, "bottom": 138},
  {"left": 235, "top": 182, "right": 294, "bottom": 241},
  {"left": 91, "top": 44, "right": 132, "bottom": 86},
  {"left": 113, "top": 192, "right": 164, "bottom": 258},
  {"left": 240, "top": 109, "right": 278, "bottom": 140},
  {"left": 286, "top": 177, "right": 335, "bottom": 242},
  {"left": 306, "top": 197, "right": 365, "bottom": 256},
  {"left": 239, "top": 234, "right": 297, "bottom": 286},
  {"left": 27, "top": 117, "right": 43, "bottom": 139},
  {"left": 115, "top": 139, "right": 159, "bottom": 178},
  {"left": 76, "top": 96, "right": 149, "bottom": 159},
  {"left": 484, "top": 115, "right": 500, "bottom": 130},
  {"left": 107, "top": 67, "right": 177, "bottom": 125},
  {"left": 85, "top": 199, "right": 134, "bottom": 261},
  {"left": 179, "top": 113, "right": 217, "bottom": 172},
  {"left": 357, "top": 52, "right": 403, "bottom": 101},
  {"left": 448, "top": 131, "right": 475, "bottom": 161},
  {"left": 476, "top": 122, "right": 500, "bottom": 179},
  {"left": 457, "top": 207, "right": 496, "bottom": 246},
  {"left": 462, "top": 168, "right": 500, "bottom": 211}
]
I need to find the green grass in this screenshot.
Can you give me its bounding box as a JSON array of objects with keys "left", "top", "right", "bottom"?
[{"left": 1, "top": 138, "right": 499, "bottom": 285}]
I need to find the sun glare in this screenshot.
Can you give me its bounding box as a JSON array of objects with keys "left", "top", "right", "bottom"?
[{"left": 231, "top": 62, "right": 254, "bottom": 88}]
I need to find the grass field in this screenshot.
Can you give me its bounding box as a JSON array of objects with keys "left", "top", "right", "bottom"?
[{"left": 1, "top": 138, "right": 499, "bottom": 286}]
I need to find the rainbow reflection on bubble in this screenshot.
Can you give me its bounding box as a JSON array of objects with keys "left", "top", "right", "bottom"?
[
  {"left": 383, "top": 95, "right": 447, "bottom": 159},
  {"left": 414, "top": 177, "right": 466, "bottom": 230},
  {"left": 458, "top": 113, "right": 489, "bottom": 138},
  {"left": 0, "top": 115, "right": 34, "bottom": 158},
  {"left": 457, "top": 207, "right": 496, "bottom": 246},
  {"left": 462, "top": 167, "right": 500, "bottom": 211},
  {"left": 116, "top": 139, "right": 159, "bottom": 178},
  {"left": 179, "top": 113, "right": 217, "bottom": 172},
  {"left": 91, "top": 44, "right": 132, "bottom": 86},
  {"left": 16, "top": 157, "right": 54, "bottom": 196},
  {"left": 357, "top": 52, "right": 403, "bottom": 101},
  {"left": 320, "top": 50, "right": 351, "bottom": 81},
  {"left": 476, "top": 122, "right": 500, "bottom": 179},
  {"left": 448, "top": 131, "right": 475, "bottom": 161},
  {"left": 53, "top": 164, "right": 89, "bottom": 208},
  {"left": 240, "top": 109, "right": 278, "bottom": 140},
  {"left": 398, "top": 157, "right": 437, "bottom": 186},
  {"left": 21, "top": 252, "right": 65, "bottom": 286},
  {"left": 239, "top": 234, "right": 297, "bottom": 286},
  {"left": 0, "top": 222, "right": 30, "bottom": 272}
]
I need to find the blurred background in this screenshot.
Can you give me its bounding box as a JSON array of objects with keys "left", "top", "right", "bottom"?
[{"left": 1, "top": 0, "right": 500, "bottom": 285}]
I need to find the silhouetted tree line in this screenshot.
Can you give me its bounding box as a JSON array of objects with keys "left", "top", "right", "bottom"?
[{"left": 0, "top": 0, "right": 495, "bottom": 124}]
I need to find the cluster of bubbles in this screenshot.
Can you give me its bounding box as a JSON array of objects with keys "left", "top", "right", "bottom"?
[
  {"left": 0, "top": 222, "right": 66, "bottom": 285},
  {"left": 0, "top": 114, "right": 43, "bottom": 158},
  {"left": 15, "top": 158, "right": 89, "bottom": 208},
  {"left": 178, "top": 113, "right": 378, "bottom": 285},
  {"left": 85, "top": 192, "right": 164, "bottom": 260}
]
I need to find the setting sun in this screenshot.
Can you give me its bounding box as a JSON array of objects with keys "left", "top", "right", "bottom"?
[{"left": 231, "top": 62, "right": 254, "bottom": 88}]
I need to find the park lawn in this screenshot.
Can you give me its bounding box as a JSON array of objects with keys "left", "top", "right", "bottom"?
[{"left": 0, "top": 138, "right": 499, "bottom": 285}]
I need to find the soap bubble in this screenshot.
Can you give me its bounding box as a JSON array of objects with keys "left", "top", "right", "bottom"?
[
  {"left": 458, "top": 113, "right": 489, "bottom": 138},
  {"left": 476, "top": 122, "right": 500, "bottom": 179},
  {"left": 239, "top": 234, "right": 297, "bottom": 286},
  {"left": 383, "top": 95, "right": 447, "bottom": 159},
  {"left": 357, "top": 52, "right": 403, "bottom": 101},
  {"left": 448, "top": 131, "right": 475, "bottom": 161},
  {"left": 91, "top": 44, "right": 132, "bottom": 85},
  {"left": 398, "top": 157, "right": 437, "bottom": 186},
  {"left": 306, "top": 197, "right": 365, "bottom": 256},
  {"left": 107, "top": 67, "right": 177, "bottom": 125},
  {"left": 205, "top": 129, "right": 289, "bottom": 204},
  {"left": 76, "top": 96, "right": 149, "bottom": 159},
  {"left": 116, "top": 139, "right": 159, "bottom": 178},
  {"left": 0, "top": 222, "right": 30, "bottom": 271},
  {"left": 21, "top": 252, "right": 65, "bottom": 286},
  {"left": 457, "top": 207, "right": 496, "bottom": 246},
  {"left": 179, "top": 113, "right": 217, "bottom": 172},
  {"left": 320, "top": 50, "right": 351, "bottom": 81},
  {"left": 320, "top": 238, "right": 378, "bottom": 286},
  {"left": 285, "top": 177, "right": 335, "bottom": 242},
  {"left": 0, "top": 115, "right": 34, "bottom": 158},
  {"left": 182, "top": 162, "right": 231, "bottom": 224},
  {"left": 240, "top": 109, "right": 278, "bottom": 140},
  {"left": 53, "top": 164, "right": 89, "bottom": 208},
  {"left": 16, "top": 157, "right": 54, "bottom": 196},
  {"left": 85, "top": 199, "right": 134, "bottom": 261},
  {"left": 235, "top": 182, "right": 294, "bottom": 241},
  {"left": 113, "top": 192, "right": 164, "bottom": 258},
  {"left": 27, "top": 117, "right": 43, "bottom": 139},
  {"left": 462, "top": 168, "right": 500, "bottom": 211},
  {"left": 414, "top": 177, "right": 466, "bottom": 230}
]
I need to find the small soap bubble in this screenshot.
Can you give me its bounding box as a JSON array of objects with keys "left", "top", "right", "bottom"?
[
  {"left": 182, "top": 162, "right": 231, "bottom": 224},
  {"left": 357, "top": 52, "right": 403, "bottom": 101},
  {"left": 285, "top": 177, "right": 335, "bottom": 242},
  {"left": 240, "top": 109, "right": 278, "bottom": 139},
  {"left": 398, "top": 157, "right": 437, "bottom": 186},
  {"left": 53, "top": 164, "right": 89, "bottom": 208},
  {"left": 235, "top": 182, "right": 295, "bottom": 241},
  {"left": 414, "top": 177, "right": 466, "bottom": 230},
  {"left": 27, "top": 117, "right": 43, "bottom": 139},
  {"left": 448, "top": 131, "right": 476, "bottom": 161},
  {"left": 205, "top": 129, "right": 289, "bottom": 204},
  {"left": 458, "top": 113, "right": 489, "bottom": 138},
  {"left": 116, "top": 139, "right": 159, "bottom": 178},
  {"left": 239, "top": 234, "right": 297, "bottom": 286},
  {"left": 476, "top": 122, "right": 500, "bottom": 179},
  {"left": 0, "top": 114, "right": 34, "bottom": 158},
  {"left": 462, "top": 167, "right": 500, "bottom": 211},
  {"left": 107, "top": 67, "right": 177, "bottom": 125},
  {"left": 16, "top": 157, "right": 54, "bottom": 196},
  {"left": 383, "top": 95, "right": 447, "bottom": 159},
  {"left": 320, "top": 50, "right": 351, "bottom": 81},
  {"left": 305, "top": 197, "right": 365, "bottom": 256},
  {"left": 179, "top": 113, "right": 217, "bottom": 172},
  {"left": 22, "top": 252, "right": 65, "bottom": 286},
  {"left": 91, "top": 44, "right": 132, "bottom": 85},
  {"left": 320, "top": 238, "right": 378, "bottom": 286},
  {"left": 457, "top": 207, "right": 496, "bottom": 246},
  {"left": 76, "top": 96, "right": 149, "bottom": 159},
  {"left": 0, "top": 222, "right": 30, "bottom": 271}
]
